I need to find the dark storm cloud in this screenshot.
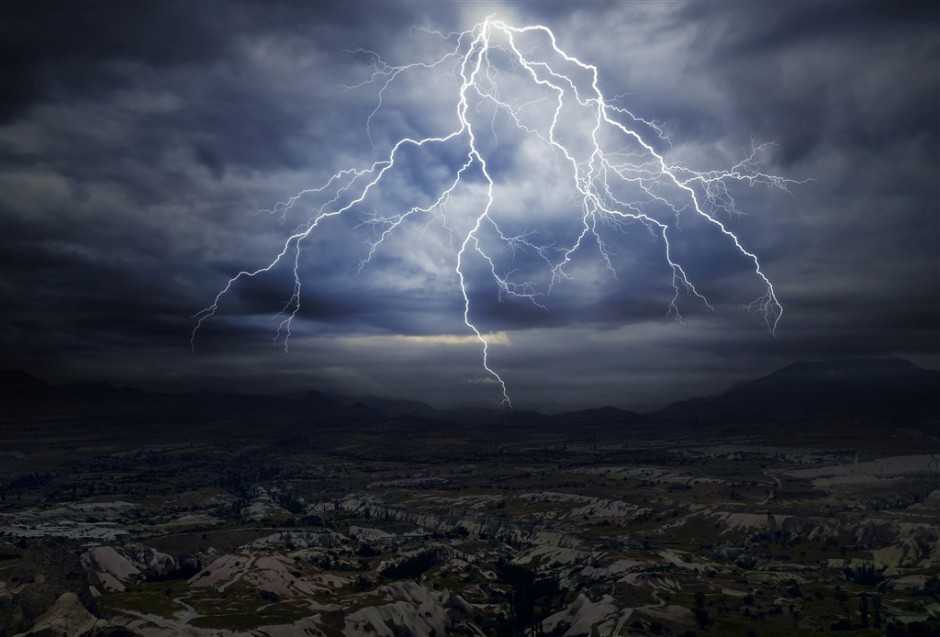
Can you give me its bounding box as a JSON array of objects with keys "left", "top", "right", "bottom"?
[
  {"left": 1, "top": 1, "right": 936, "bottom": 410},
  {"left": 1, "top": 3, "right": 226, "bottom": 122},
  {"left": 703, "top": 2, "right": 936, "bottom": 56},
  {"left": 701, "top": 2, "right": 939, "bottom": 167}
]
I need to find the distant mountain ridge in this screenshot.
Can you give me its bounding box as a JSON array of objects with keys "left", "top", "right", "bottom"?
[
  {"left": 2, "top": 357, "right": 937, "bottom": 426},
  {"left": 747, "top": 357, "right": 924, "bottom": 381},
  {"left": 655, "top": 357, "right": 937, "bottom": 424}
]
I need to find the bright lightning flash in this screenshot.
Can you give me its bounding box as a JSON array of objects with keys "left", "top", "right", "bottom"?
[{"left": 192, "top": 19, "right": 801, "bottom": 409}]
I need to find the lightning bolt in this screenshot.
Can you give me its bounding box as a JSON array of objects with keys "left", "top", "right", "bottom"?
[{"left": 192, "top": 19, "right": 802, "bottom": 409}]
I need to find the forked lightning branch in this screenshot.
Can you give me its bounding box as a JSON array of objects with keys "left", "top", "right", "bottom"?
[{"left": 192, "top": 19, "right": 800, "bottom": 408}]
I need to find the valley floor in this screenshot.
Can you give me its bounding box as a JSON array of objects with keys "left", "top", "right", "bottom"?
[{"left": 1, "top": 413, "right": 939, "bottom": 636}]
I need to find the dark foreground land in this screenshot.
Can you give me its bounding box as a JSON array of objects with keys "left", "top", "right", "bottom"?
[{"left": 1, "top": 360, "right": 938, "bottom": 637}]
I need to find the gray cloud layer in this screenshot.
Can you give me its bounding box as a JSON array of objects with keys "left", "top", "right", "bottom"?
[{"left": 2, "top": 1, "right": 937, "bottom": 411}]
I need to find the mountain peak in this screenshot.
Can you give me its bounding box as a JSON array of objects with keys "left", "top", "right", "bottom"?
[
  {"left": 0, "top": 369, "right": 47, "bottom": 392},
  {"left": 657, "top": 357, "right": 936, "bottom": 424},
  {"left": 766, "top": 357, "right": 922, "bottom": 381}
]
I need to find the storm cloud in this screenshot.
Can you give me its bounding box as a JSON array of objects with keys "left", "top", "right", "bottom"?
[{"left": 2, "top": 1, "right": 937, "bottom": 411}]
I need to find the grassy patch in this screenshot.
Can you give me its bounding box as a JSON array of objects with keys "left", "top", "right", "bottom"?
[
  {"left": 189, "top": 599, "right": 313, "bottom": 630},
  {"left": 97, "top": 579, "right": 189, "bottom": 618}
]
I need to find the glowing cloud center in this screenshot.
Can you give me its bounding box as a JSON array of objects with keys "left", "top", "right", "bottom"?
[{"left": 192, "top": 19, "right": 800, "bottom": 408}]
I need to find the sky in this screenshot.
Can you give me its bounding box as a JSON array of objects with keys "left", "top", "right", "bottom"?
[{"left": 2, "top": 1, "right": 938, "bottom": 412}]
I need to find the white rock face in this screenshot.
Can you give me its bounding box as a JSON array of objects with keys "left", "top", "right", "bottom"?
[
  {"left": 243, "top": 490, "right": 291, "bottom": 522},
  {"left": 700, "top": 510, "right": 940, "bottom": 568},
  {"left": 542, "top": 593, "right": 632, "bottom": 637},
  {"left": 785, "top": 454, "right": 940, "bottom": 488},
  {"left": 348, "top": 526, "right": 392, "bottom": 542},
  {"left": 514, "top": 545, "right": 590, "bottom": 567},
  {"left": 344, "top": 582, "right": 474, "bottom": 637},
  {"left": 252, "top": 529, "right": 350, "bottom": 549},
  {"left": 189, "top": 552, "right": 348, "bottom": 597},
  {"left": 84, "top": 544, "right": 179, "bottom": 592},
  {"left": 0, "top": 501, "right": 136, "bottom": 541},
  {"left": 580, "top": 558, "right": 650, "bottom": 580},
  {"left": 710, "top": 511, "right": 800, "bottom": 533},
  {"left": 13, "top": 592, "right": 100, "bottom": 637}
]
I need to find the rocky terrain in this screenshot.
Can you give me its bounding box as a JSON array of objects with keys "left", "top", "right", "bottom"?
[{"left": 1, "top": 360, "right": 938, "bottom": 636}]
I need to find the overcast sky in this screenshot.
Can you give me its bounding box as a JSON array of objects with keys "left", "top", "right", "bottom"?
[{"left": 2, "top": 1, "right": 937, "bottom": 412}]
